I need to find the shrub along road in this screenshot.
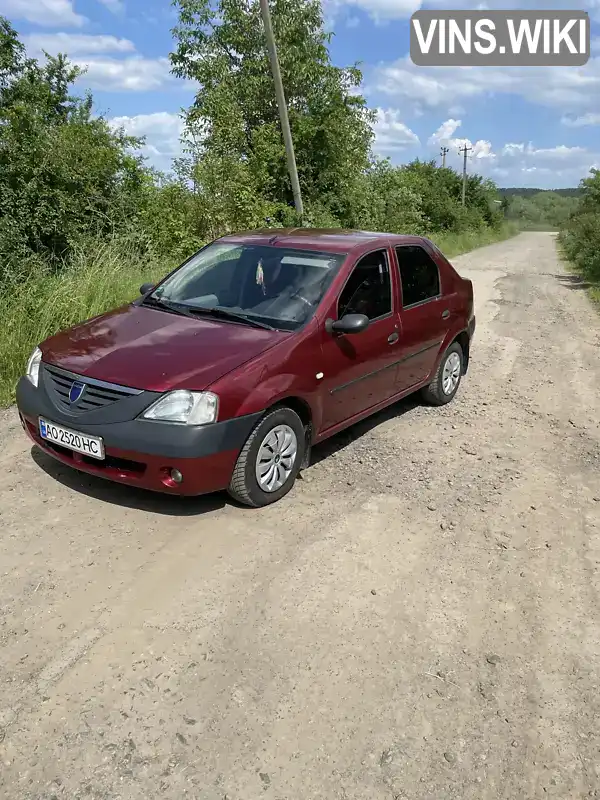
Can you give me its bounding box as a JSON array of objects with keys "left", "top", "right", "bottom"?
[{"left": 0, "top": 232, "right": 599, "bottom": 799}]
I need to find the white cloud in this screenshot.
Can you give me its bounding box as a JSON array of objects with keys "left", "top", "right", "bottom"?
[
  {"left": 502, "top": 143, "right": 525, "bottom": 156},
  {"left": 528, "top": 145, "right": 587, "bottom": 160},
  {"left": 490, "top": 142, "right": 595, "bottom": 187},
  {"left": 21, "top": 31, "right": 181, "bottom": 94},
  {"left": 24, "top": 33, "right": 135, "bottom": 56},
  {"left": 426, "top": 118, "right": 495, "bottom": 162},
  {"left": 428, "top": 118, "right": 461, "bottom": 145},
  {"left": 370, "top": 56, "right": 600, "bottom": 117},
  {"left": 98, "top": 0, "right": 125, "bottom": 13},
  {"left": 419, "top": 120, "right": 592, "bottom": 187},
  {"left": 109, "top": 112, "right": 184, "bottom": 167},
  {"left": 466, "top": 140, "right": 495, "bottom": 160},
  {"left": 327, "top": 0, "right": 600, "bottom": 24},
  {"left": 373, "top": 108, "right": 419, "bottom": 154},
  {"left": 562, "top": 113, "right": 600, "bottom": 128},
  {"left": 328, "top": 0, "right": 600, "bottom": 25},
  {"left": 73, "top": 56, "right": 174, "bottom": 91},
  {"left": 501, "top": 143, "right": 586, "bottom": 160},
  {"left": 2, "top": 0, "right": 86, "bottom": 27},
  {"left": 445, "top": 137, "right": 496, "bottom": 161}
]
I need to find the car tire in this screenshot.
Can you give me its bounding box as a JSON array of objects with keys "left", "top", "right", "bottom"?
[
  {"left": 421, "top": 342, "right": 464, "bottom": 406},
  {"left": 227, "top": 406, "right": 306, "bottom": 507}
]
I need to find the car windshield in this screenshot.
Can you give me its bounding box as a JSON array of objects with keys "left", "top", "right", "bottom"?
[{"left": 150, "top": 242, "right": 347, "bottom": 331}]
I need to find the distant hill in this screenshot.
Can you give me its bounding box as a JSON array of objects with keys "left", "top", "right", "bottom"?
[
  {"left": 499, "top": 187, "right": 581, "bottom": 198},
  {"left": 501, "top": 186, "right": 580, "bottom": 230}
]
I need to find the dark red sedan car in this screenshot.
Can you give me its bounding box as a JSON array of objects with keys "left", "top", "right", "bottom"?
[{"left": 17, "top": 229, "right": 475, "bottom": 507}]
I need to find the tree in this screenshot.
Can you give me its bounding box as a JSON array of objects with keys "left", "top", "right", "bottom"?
[
  {"left": 505, "top": 190, "right": 579, "bottom": 230},
  {"left": 0, "top": 16, "right": 150, "bottom": 278},
  {"left": 170, "top": 0, "right": 375, "bottom": 227},
  {"left": 559, "top": 169, "right": 600, "bottom": 281}
]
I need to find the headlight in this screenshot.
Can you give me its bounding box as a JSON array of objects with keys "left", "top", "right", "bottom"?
[
  {"left": 26, "top": 347, "right": 42, "bottom": 388},
  {"left": 142, "top": 390, "right": 219, "bottom": 425}
]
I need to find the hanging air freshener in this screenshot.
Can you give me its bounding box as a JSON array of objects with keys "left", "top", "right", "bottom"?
[{"left": 256, "top": 260, "right": 266, "bottom": 294}]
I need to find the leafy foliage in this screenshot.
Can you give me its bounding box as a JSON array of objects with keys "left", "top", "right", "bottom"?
[
  {"left": 0, "top": 18, "right": 149, "bottom": 279},
  {"left": 0, "top": 6, "right": 523, "bottom": 406},
  {"left": 504, "top": 190, "right": 579, "bottom": 230},
  {"left": 500, "top": 187, "right": 580, "bottom": 199},
  {"left": 0, "top": 4, "right": 509, "bottom": 283},
  {"left": 559, "top": 169, "right": 600, "bottom": 286},
  {"left": 171, "top": 0, "right": 375, "bottom": 227}
]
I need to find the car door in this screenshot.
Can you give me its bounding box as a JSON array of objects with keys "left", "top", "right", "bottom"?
[
  {"left": 394, "top": 243, "right": 451, "bottom": 391},
  {"left": 318, "top": 247, "right": 402, "bottom": 432}
]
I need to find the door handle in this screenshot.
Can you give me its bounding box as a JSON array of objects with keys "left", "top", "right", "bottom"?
[
  {"left": 388, "top": 332, "right": 399, "bottom": 344},
  {"left": 441, "top": 309, "right": 450, "bottom": 319}
]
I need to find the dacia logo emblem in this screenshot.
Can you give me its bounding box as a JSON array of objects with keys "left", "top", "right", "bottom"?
[{"left": 69, "top": 381, "right": 86, "bottom": 404}]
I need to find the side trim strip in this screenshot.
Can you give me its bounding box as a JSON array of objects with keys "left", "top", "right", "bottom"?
[{"left": 330, "top": 340, "right": 442, "bottom": 395}]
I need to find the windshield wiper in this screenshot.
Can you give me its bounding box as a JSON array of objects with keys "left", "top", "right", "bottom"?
[
  {"left": 141, "top": 296, "right": 199, "bottom": 320},
  {"left": 185, "top": 306, "right": 276, "bottom": 331},
  {"left": 142, "top": 297, "right": 276, "bottom": 330}
]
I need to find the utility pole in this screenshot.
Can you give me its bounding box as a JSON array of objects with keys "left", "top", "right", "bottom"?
[
  {"left": 459, "top": 143, "right": 473, "bottom": 206},
  {"left": 259, "top": 0, "right": 304, "bottom": 222},
  {"left": 440, "top": 146, "right": 449, "bottom": 168}
]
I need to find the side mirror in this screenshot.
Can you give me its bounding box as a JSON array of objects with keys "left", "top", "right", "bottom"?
[
  {"left": 325, "top": 313, "right": 370, "bottom": 335},
  {"left": 139, "top": 283, "right": 154, "bottom": 296}
]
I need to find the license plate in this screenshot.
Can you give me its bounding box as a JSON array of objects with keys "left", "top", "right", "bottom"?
[{"left": 39, "top": 418, "right": 105, "bottom": 460}]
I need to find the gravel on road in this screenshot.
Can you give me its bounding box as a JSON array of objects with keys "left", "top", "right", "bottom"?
[{"left": 1, "top": 232, "right": 599, "bottom": 799}]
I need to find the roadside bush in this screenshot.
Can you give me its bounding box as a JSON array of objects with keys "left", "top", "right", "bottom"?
[
  {"left": 0, "top": 18, "right": 149, "bottom": 280},
  {"left": 559, "top": 169, "right": 600, "bottom": 289},
  {"left": 560, "top": 211, "right": 600, "bottom": 281},
  {"left": 0, "top": 6, "right": 519, "bottom": 406},
  {"left": 507, "top": 191, "right": 579, "bottom": 230}
]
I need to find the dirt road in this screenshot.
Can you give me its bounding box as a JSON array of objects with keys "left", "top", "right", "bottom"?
[{"left": 1, "top": 232, "right": 599, "bottom": 799}]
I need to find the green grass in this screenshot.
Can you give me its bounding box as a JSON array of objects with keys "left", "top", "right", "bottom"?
[
  {"left": 0, "top": 222, "right": 519, "bottom": 407},
  {"left": 589, "top": 286, "right": 600, "bottom": 305},
  {"left": 430, "top": 221, "right": 520, "bottom": 258},
  {"left": 1, "top": 240, "right": 164, "bottom": 407},
  {"left": 558, "top": 242, "right": 600, "bottom": 310},
  {"left": 568, "top": 270, "right": 600, "bottom": 307}
]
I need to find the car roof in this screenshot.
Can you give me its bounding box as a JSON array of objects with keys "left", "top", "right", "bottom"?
[{"left": 218, "top": 228, "right": 431, "bottom": 254}]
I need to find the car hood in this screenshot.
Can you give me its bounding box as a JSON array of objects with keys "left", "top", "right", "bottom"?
[{"left": 41, "top": 303, "right": 290, "bottom": 392}]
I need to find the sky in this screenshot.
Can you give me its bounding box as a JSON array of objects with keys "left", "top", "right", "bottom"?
[{"left": 6, "top": 0, "right": 600, "bottom": 188}]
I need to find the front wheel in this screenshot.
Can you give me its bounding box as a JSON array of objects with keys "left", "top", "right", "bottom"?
[
  {"left": 227, "top": 406, "right": 306, "bottom": 507},
  {"left": 421, "top": 342, "right": 464, "bottom": 406}
]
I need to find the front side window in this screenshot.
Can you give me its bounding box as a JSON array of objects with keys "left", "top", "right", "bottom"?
[
  {"left": 150, "top": 243, "right": 347, "bottom": 331},
  {"left": 338, "top": 249, "right": 392, "bottom": 320},
  {"left": 396, "top": 245, "right": 440, "bottom": 307}
]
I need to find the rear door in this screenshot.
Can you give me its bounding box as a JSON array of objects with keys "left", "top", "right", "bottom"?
[
  {"left": 394, "top": 243, "right": 451, "bottom": 391},
  {"left": 318, "top": 247, "right": 402, "bottom": 431}
]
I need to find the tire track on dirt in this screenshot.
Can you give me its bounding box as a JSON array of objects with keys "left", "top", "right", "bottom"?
[{"left": 1, "top": 233, "right": 600, "bottom": 799}]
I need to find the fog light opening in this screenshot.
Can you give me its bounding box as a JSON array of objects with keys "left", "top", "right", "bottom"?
[{"left": 170, "top": 468, "right": 183, "bottom": 484}]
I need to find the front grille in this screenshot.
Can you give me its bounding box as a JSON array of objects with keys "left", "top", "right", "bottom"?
[{"left": 44, "top": 364, "right": 141, "bottom": 414}]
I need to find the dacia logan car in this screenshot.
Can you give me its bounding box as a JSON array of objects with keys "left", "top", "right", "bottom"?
[{"left": 16, "top": 229, "right": 475, "bottom": 507}]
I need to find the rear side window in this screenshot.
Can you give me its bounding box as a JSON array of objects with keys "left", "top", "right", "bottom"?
[
  {"left": 338, "top": 249, "right": 392, "bottom": 320},
  {"left": 396, "top": 246, "right": 440, "bottom": 307}
]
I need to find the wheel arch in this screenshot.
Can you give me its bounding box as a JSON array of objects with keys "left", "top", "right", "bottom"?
[
  {"left": 270, "top": 395, "right": 313, "bottom": 427},
  {"left": 452, "top": 330, "right": 470, "bottom": 374},
  {"left": 266, "top": 395, "right": 314, "bottom": 469}
]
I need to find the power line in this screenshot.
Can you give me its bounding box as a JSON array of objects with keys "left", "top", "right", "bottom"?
[
  {"left": 259, "top": 0, "right": 304, "bottom": 222},
  {"left": 458, "top": 143, "right": 473, "bottom": 206},
  {"left": 440, "top": 146, "right": 450, "bottom": 168}
]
